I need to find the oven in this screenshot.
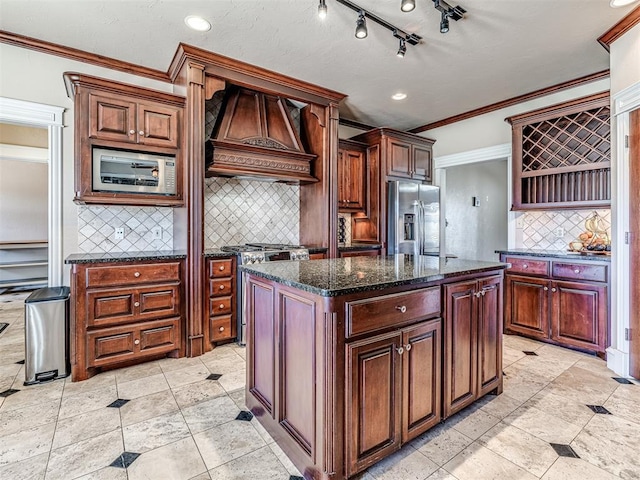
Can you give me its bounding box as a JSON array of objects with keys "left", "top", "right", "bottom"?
[{"left": 220, "top": 243, "right": 309, "bottom": 345}]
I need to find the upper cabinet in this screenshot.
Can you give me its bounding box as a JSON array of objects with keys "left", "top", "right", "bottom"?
[
  {"left": 64, "top": 73, "right": 185, "bottom": 206},
  {"left": 338, "top": 139, "right": 367, "bottom": 212},
  {"left": 351, "top": 128, "right": 435, "bottom": 184},
  {"left": 506, "top": 92, "right": 610, "bottom": 211}
]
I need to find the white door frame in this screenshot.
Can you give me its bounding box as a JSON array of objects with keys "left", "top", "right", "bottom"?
[
  {"left": 0, "top": 97, "right": 65, "bottom": 286},
  {"left": 434, "top": 143, "right": 514, "bottom": 248}
]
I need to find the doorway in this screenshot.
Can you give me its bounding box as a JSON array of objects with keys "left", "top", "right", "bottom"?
[{"left": 629, "top": 108, "right": 640, "bottom": 379}]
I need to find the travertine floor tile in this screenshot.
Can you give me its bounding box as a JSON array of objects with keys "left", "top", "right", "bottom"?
[
  {"left": 446, "top": 406, "right": 501, "bottom": 440},
  {"left": 193, "top": 419, "right": 266, "bottom": 470},
  {"left": 443, "top": 443, "right": 538, "bottom": 480},
  {"left": 541, "top": 457, "right": 622, "bottom": 480},
  {"left": 119, "top": 388, "right": 179, "bottom": 427},
  {"left": 164, "top": 363, "right": 212, "bottom": 389},
  {"left": 116, "top": 372, "right": 169, "bottom": 400},
  {"left": 207, "top": 445, "right": 290, "bottom": 480},
  {"left": 62, "top": 371, "right": 116, "bottom": 398},
  {"left": 114, "top": 361, "right": 163, "bottom": 384},
  {"left": 53, "top": 406, "right": 121, "bottom": 449},
  {"left": 543, "top": 365, "right": 618, "bottom": 405},
  {"left": 172, "top": 379, "right": 226, "bottom": 409},
  {"left": 58, "top": 384, "right": 118, "bottom": 420},
  {"left": 524, "top": 390, "right": 595, "bottom": 428},
  {"left": 426, "top": 469, "right": 460, "bottom": 480},
  {"left": 502, "top": 404, "right": 582, "bottom": 444},
  {"left": 123, "top": 411, "right": 191, "bottom": 453},
  {"left": 181, "top": 395, "right": 240, "bottom": 434},
  {"left": 217, "top": 368, "right": 246, "bottom": 393},
  {"left": 365, "top": 444, "right": 439, "bottom": 480},
  {"left": 0, "top": 451, "right": 48, "bottom": 480},
  {"left": 127, "top": 436, "right": 207, "bottom": 480},
  {"left": 0, "top": 399, "right": 60, "bottom": 437},
  {"left": 412, "top": 423, "right": 474, "bottom": 467},
  {"left": 0, "top": 380, "right": 64, "bottom": 412},
  {"left": 0, "top": 422, "right": 55, "bottom": 466},
  {"left": 478, "top": 392, "right": 523, "bottom": 419},
  {"left": 74, "top": 466, "right": 128, "bottom": 480}
]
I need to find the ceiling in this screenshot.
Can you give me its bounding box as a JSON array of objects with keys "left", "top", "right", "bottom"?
[{"left": 0, "top": 1, "right": 635, "bottom": 131}]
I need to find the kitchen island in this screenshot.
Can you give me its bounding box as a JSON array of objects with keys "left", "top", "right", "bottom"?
[{"left": 240, "top": 255, "right": 508, "bottom": 479}]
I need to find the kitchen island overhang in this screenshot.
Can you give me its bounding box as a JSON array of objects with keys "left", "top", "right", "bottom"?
[{"left": 240, "top": 255, "right": 508, "bottom": 480}]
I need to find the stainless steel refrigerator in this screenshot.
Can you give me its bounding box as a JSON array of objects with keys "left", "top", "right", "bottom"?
[{"left": 387, "top": 180, "right": 441, "bottom": 256}]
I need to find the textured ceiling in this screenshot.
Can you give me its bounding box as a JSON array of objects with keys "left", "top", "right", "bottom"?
[{"left": 0, "top": 0, "right": 634, "bottom": 130}]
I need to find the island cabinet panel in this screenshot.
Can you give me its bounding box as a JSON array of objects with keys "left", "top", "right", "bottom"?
[
  {"left": 206, "top": 257, "right": 236, "bottom": 344},
  {"left": 346, "top": 332, "right": 402, "bottom": 477},
  {"left": 478, "top": 275, "right": 503, "bottom": 396},
  {"left": 505, "top": 275, "right": 550, "bottom": 339},
  {"left": 247, "top": 280, "right": 276, "bottom": 415}
]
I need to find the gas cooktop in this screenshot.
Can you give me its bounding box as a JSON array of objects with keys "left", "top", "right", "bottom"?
[{"left": 221, "top": 243, "right": 305, "bottom": 253}]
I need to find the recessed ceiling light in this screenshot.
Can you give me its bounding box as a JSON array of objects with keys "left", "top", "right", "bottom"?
[
  {"left": 610, "top": 0, "right": 638, "bottom": 6},
  {"left": 185, "top": 15, "right": 211, "bottom": 32},
  {"left": 392, "top": 93, "right": 407, "bottom": 101}
]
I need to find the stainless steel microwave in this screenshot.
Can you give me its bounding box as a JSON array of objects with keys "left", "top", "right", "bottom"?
[{"left": 92, "top": 148, "right": 176, "bottom": 195}]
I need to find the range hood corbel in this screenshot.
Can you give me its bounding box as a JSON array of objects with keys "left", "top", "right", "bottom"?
[{"left": 206, "top": 87, "right": 318, "bottom": 184}]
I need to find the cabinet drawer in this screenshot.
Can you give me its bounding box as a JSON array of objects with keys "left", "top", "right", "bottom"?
[
  {"left": 210, "top": 315, "right": 234, "bottom": 342},
  {"left": 346, "top": 287, "right": 440, "bottom": 337},
  {"left": 86, "top": 262, "right": 180, "bottom": 288},
  {"left": 209, "top": 296, "right": 233, "bottom": 316},
  {"left": 87, "top": 283, "right": 179, "bottom": 327},
  {"left": 505, "top": 256, "right": 549, "bottom": 276},
  {"left": 87, "top": 317, "right": 180, "bottom": 368},
  {"left": 552, "top": 262, "right": 608, "bottom": 283},
  {"left": 209, "top": 278, "right": 233, "bottom": 297},
  {"left": 208, "top": 259, "right": 234, "bottom": 278}
]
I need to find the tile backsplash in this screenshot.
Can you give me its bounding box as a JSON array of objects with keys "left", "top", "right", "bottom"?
[
  {"left": 204, "top": 177, "right": 299, "bottom": 248},
  {"left": 518, "top": 209, "right": 611, "bottom": 250},
  {"left": 338, "top": 213, "right": 352, "bottom": 244},
  {"left": 78, "top": 205, "right": 174, "bottom": 253}
]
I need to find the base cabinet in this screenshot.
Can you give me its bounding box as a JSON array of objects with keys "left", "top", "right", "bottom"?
[{"left": 444, "top": 275, "right": 502, "bottom": 418}]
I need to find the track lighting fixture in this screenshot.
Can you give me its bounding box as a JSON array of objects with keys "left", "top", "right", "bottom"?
[
  {"left": 396, "top": 38, "right": 407, "bottom": 57},
  {"left": 318, "top": 0, "right": 327, "bottom": 19},
  {"left": 432, "top": 0, "right": 466, "bottom": 33},
  {"left": 355, "top": 11, "right": 368, "bottom": 39},
  {"left": 401, "top": 0, "right": 416, "bottom": 12},
  {"left": 440, "top": 12, "right": 450, "bottom": 34}
]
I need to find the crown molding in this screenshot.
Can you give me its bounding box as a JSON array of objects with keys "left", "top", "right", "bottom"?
[{"left": 598, "top": 5, "right": 640, "bottom": 52}]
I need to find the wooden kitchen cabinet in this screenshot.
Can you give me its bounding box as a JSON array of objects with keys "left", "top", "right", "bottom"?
[
  {"left": 339, "top": 248, "right": 381, "bottom": 258},
  {"left": 443, "top": 275, "right": 503, "bottom": 418},
  {"left": 64, "top": 72, "right": 185, "bottom": 206},
  {"left": 338, "top": 140, "right": 367, "bottom": 212},
  {"left": 206, "top": 257, "right": 236, "bottom": 344},
  {"left": 501, "top": 253, "right": 609, "bottom": 355},
  {"left": 70, "top": 259, "right": 184, "bottom": 381}
]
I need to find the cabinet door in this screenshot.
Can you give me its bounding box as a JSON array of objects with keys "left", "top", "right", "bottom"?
[
  {"left": 387, "top": 139, "right": 412, "bottom": 179},
  {"left": 505, "top": 274, "right": 550, "bottom": 339},
  {"left": 339, "top": 249, "right": 380, "bottom": 258},
  {"left": 137, "top": 102, "right": 180, "bottom": 148},
  {"left": 401, "top": 320, "right": 441, "bottom": 442},
  {"left": 443, "top": 280, "right": 478, "bottom": 418},
  {"left": 551, "top": 281, "right": 607, "bottom": 352},
  {"left": 338, "top": 148, "right": 366, "bottom": 211},
  {"left": 89, "top": 93, "right": 137, "bottom": 143},
  {"left": 478, "top": 276, "right": 503, "bottom": 396},
  {"left": 346, "top": 332, "right": 402, "bottom": 476},
  {"left": 412, "top": 145, "right": 432, "bottom": 183},
  {"left": 338, "top": 149, "right": 349, "bottom": 209}
]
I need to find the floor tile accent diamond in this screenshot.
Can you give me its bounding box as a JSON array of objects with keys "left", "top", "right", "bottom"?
[
  {"left": 236, "top": 410, "right": 254, "bottom": 421},
  {"left": 107, "top": 398, "right": 130, "bottom": 408},
  {"left": 523, "top": 351, "right": 538, "bottom": 356},
  {"left": 612, "top": 377, "right": 634, "bottom": 385},
  {"left": 0, "top": 322, "right": 9, "bottom": 334},
  {"left": 110, "top": 451, "right": 141, "bottom": 468},
  {"left": 0, "top": 388, "right": 20, "bottom": 397},
  {"left": 289, "top": 476, "right": 304, "bottom": 480},
  {"left": 207, "top": 373, "right": 223, "bottom": 381},
  {"left": 586, "top": 405, "right": 612, "bottom": 414},
  {"left": 550, "top": 443, "right": 580, "bottom": 458},
  {"left": 15, "top": 359, "right": 25, "bottom": 364}
]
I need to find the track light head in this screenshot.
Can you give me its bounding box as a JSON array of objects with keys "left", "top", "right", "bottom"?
[
  {"left": 318, "top": 0, "right": 327, "bottom": 19},
  {"left": 401, "top": 0, "right": 416, "bottom": 12},
  {"left": 355, "top": 11, "right": 368, "bottom": 39},
  {"left": 440, "top": 12, "right": 450, "bottom": 33},
  {"left": 396, "top": 38, "right": 407, "bottom": 57}
]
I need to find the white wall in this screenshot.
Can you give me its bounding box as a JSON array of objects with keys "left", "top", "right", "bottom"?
[
  {"left": 610, "top": 23, "right": 640, "bottom": 96},
  {"left": 0, "top": 43, "right": 177, "bottom": 282}
]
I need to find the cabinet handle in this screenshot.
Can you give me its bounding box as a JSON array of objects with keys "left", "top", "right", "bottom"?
[
  {"left": 219, "top": 304, "right": 225, "bottom": 309},
  {"left": 219, "top": 285, "right": 225, "bottom": 290},
  {"left": 395, "top": 305, "right": 407, "bottom": 313},
  {"left": 134, "top": 272, "right": 140, "bottom": 278},
  {"left": 522, "top": 264, "right": 528, "bottom": 269},
  {"left": 574, "top": 269, "right": 580, "bottom": 274},
  {"left": 396, "top": 347, "right": 404, "bottom": 355},
  {"left": 219, "top": 266, "right": 225, "bottom": 271},
  {"left": 129, "top": 129, "right": 135, "bottom": 135},
  {"left": 474, "top": 291, "right": 482, "bottom": 298},
  {"left": 551, "top": 288, "right": 557, "bottom": 293},
  {"left": 405, "top": 343, "right": 412, "bottom": 351},
  {"left": 134, "top": 301, "right": 140, "bottom": 307},
  {"left": 218, "top": 326, "right": 225, "bottom": 332},
  {"left": 134, "top": 339, "right": 140, "bottom": 345},
  {"left": 544, "top": 287, "right": 549, "bottom": 291},
  {"left": 138, "top": 130, "right": 144, "bottom": 136}
]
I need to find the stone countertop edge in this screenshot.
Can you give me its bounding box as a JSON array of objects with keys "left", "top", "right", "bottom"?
[
  {"left": 203, "top": 249, "right": 236, "bottom": 258},
  {"left": 338, "top": 243, "right": 383, "bottom": 251},
  {"left": 65, "top": 250, "right": 188, "bottom": 264},
  {"left": 240, "top": 256, "right": 508, "bottom": 297},
  {"left": 496, "top": 249, "right": 611, "bottom": 262}
]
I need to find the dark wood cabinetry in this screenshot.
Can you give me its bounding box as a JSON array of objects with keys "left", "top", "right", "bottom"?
[
  {"left": 443, "top": 275, "right": 503, "bottom": 418},
  {"left": 64, "top": 73, "right": 185, "bottom": 206},
  {"left": 205, "top": 257, "right": 236, "bottom": 344},
  {"left": 339, "top": 248, "right": 381, "bottom": 258},
  {"left": 507, "top": 92, "right": 610, "bottom": 210},
  {"left": 338, "top": 140, "right": 367, "bottom": 212},
  {"left": 501, "top": 254, "right": 608, "bottom": 355},
  {"left": 70, "top": 259, "right": 184, "bottom": 381}
]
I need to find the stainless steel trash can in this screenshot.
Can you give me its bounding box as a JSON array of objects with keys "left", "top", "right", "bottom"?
[{"left": 24, "top": 286, "right": 71, "bottom": 385}]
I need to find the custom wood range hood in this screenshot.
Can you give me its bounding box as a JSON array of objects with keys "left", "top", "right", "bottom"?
[{"left": 206, "top": 87, "right": 318, "bottom": 184}]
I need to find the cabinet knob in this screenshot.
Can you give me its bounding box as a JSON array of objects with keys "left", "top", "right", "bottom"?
[
  {"left": 134, "top": 301, "right": 140, "bottom": 307},
  {"left": 522, "top": 264, "right": 528, "bottom": 269},
  {"left": 574, "top": 269, "right": 580, "bottom": 274},
  {"left": 138, "top": 130, "right": 144, "bottom": 136},
  {"left": 551, "top": 287, "right": 557, "bottom": 292},
  {"left": 219, "top": 266, "right": 225, "bottom": 271},
  {"left": 475, "top": 291, "right": 482, "bottom": 298},
  {"left": 396, "top": 347, "right": 404, "bottom": 355},
  {"left": 218, "top": 326, "right": 225, "bottom": 332},
  {"left": 129, "top": 129, "right": 135, "bottom": 135},
  {"left": 134, "top": 339, "right": 140, "bottom": 345},
  {"left": 219, "top": 304, "right": 225, "bottom": 309},
  {"left": 219, "top": 285, "right": 225, "bottom": 290},
  {"left": 405, "top": 343, "right": 412, "bottom": 351},
  {"left": 134, "top": 272, "right": 141, "bottom": 277},
  {"left": 395, "top": 305, "right": 407, "bottom": 313},
  {"left": 544, "top": 287, "right": 549, "bottom": 291}
]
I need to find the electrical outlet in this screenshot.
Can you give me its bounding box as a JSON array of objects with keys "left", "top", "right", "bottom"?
[
  {"left": 151, "top": 226, "right": 162, "bottom": 240},
  {"left": 554, "top": 227, "right": 565, "bottom": 238},
  {"left": 114, "top": 227, "right": 125, "bottom": 240}
]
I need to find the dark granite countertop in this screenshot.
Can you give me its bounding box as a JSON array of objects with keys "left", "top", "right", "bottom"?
[
  {"left": 240, "top": 254, "right": 508, "bottom": 297},
  {"left": 203, "top": 248, "right": 235, "bottom": 258},
  {"left": 65, "top": 250, "right": 187, "bottom": 264},
  {"left": 338, "top": 243, "right": 383, "bottom": 252},
  {"left": 496, "top": 249, "right": 611, "bottom": 262}
]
